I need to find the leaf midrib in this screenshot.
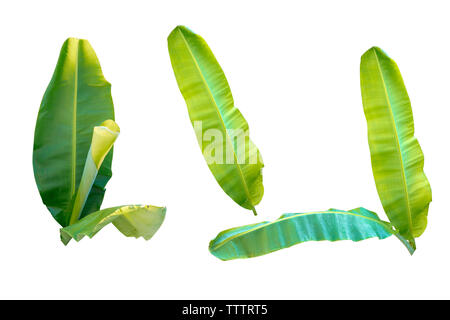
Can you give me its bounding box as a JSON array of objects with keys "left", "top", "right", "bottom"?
[
  {"left": 70, "top": 39, "right": 80, "bottom": 200},
  {"left": 176, "top": 28, "right": 256, "bottom": 213},
  {"left": 371, "top": 49, "right": 414, "bottom": 238}
]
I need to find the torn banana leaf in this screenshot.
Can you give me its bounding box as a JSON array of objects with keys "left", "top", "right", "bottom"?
[
  {"left": 168, "top": 25, "right": 264, "bottom": 215},
  {"left": 209, "top": 208, "right": 414, "bottom": 261},
  {"left": 33, "top": 38, "right": 115, "bottom": 227},
  {"left": 61, "top": 205, "right": 166, "bottom": 245},
  {"left": 360, "top": 47, "right": 432, "bottom": 248}
]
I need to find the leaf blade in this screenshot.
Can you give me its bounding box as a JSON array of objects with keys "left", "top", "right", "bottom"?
[
  {"left": 33, "top": 38, "right": 115, "bottom": 227},
  {"left": 360, "top": 47, "right": 432, "bottom": 242},
  {"left": 60, "top": 205, "right": 166, "bottom": 245},
  {"left": 209, "top": 208, "right": 414, "bottom": 261},
  {"left": 168, "top": 26, "right": 264, "bottom": 214}
]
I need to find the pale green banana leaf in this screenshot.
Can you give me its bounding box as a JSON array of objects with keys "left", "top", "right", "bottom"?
[
  {"left": 360, "top": 47, "right": 432, "bottom": 247},
  {"left": 61, "top": 205, "right": 166, "bottom": 245},
  {"left": 209, "top": 207, "right": 414, "bottom": 260},
  {"left": 69, "top": 120, "right": 120, "bottom": 225},
  {"left": 33, "top": 38, "right": 115, "bottom": 227},
  {"left": 168, "top": 26, "right": 264, "bottom": 215}
]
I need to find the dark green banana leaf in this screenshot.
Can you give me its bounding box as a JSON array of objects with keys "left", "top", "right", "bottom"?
[
  {"left": 168, "top": 26, "right": 264, "bottom": 215},
  {"left": 34, "top": 38, "right": 167, "bottom": 245},
  {"left": 209, "top": 208, "right": 414, "bottom": 261},
  {"left": 33, "top": 38, "right": 115, "bottom": 227},
  {"left": 360, "top": 47, "right": 432, "bottom": 248}
]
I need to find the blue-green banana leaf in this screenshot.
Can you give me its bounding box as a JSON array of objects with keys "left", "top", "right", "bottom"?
[{"left": 209, "top": 208, "right": 414, "bottom": 260}]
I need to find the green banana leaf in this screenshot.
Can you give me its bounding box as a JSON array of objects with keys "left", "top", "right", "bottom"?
[
  {"left": 33, "top": 38, "right": 115, "bottom": 227},
  {"left": 61, "top": 205, "right": 166, "bottom": 245},
  {"left": 209, "top": 208, "right": 414, "bottom": 261},
  {"left": 360, "top": 47, "right": 432, "bottom": 248},
  {"left": 168, "top": 25, "right": 264, "bottom": 215}
]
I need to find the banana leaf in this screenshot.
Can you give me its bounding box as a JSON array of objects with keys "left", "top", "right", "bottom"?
[
  {"left": 61, "top": 205, "right": 166, "bottom": 245},
  {"left": 168, "top": 26, "right": 264, "bottom": 215},
  {"left": 34, "top": 38, "right": 167, "bottom": 245},
  {"left": 360, "top": 47, "right": 432, "bottom": 248},
  {"left": 69, "top": 120, "right": 120, "bottom": 225},
  {"left": 209, "top": 208, "right": 414, "bottom": 261},
  {"left": 33, "top": 38, "right": 115, "bottom": 227}
]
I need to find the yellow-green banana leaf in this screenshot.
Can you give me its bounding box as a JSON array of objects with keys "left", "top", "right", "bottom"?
[
  {"left": 168, "top": 26, "right": 264, "bottom": 215},
  {"left": 61, "top": 205, "right": 166, "bottom": 245},
  {"left": 69, "top": 120, "right": 120, "bottom": 225},
  {"left": 209, "top": 208, "right": 414, "bottom": 261},
  {"left": 33, "top": 38, "right": 115, "bottom": 227},
  {"left": 360, "top": 47, "right": 432, "bottom": 247}
]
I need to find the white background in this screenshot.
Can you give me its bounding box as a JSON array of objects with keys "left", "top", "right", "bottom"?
[{"left": 0, "top": 0, "right": 448, "bottom": 299}]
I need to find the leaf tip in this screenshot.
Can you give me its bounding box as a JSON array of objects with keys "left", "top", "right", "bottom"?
[
  {"left": 64, "top": 37, "right": 91, "bottom": 46},
  {"left": 168, "top": 25, "right": 195, "bottom": 41}
]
